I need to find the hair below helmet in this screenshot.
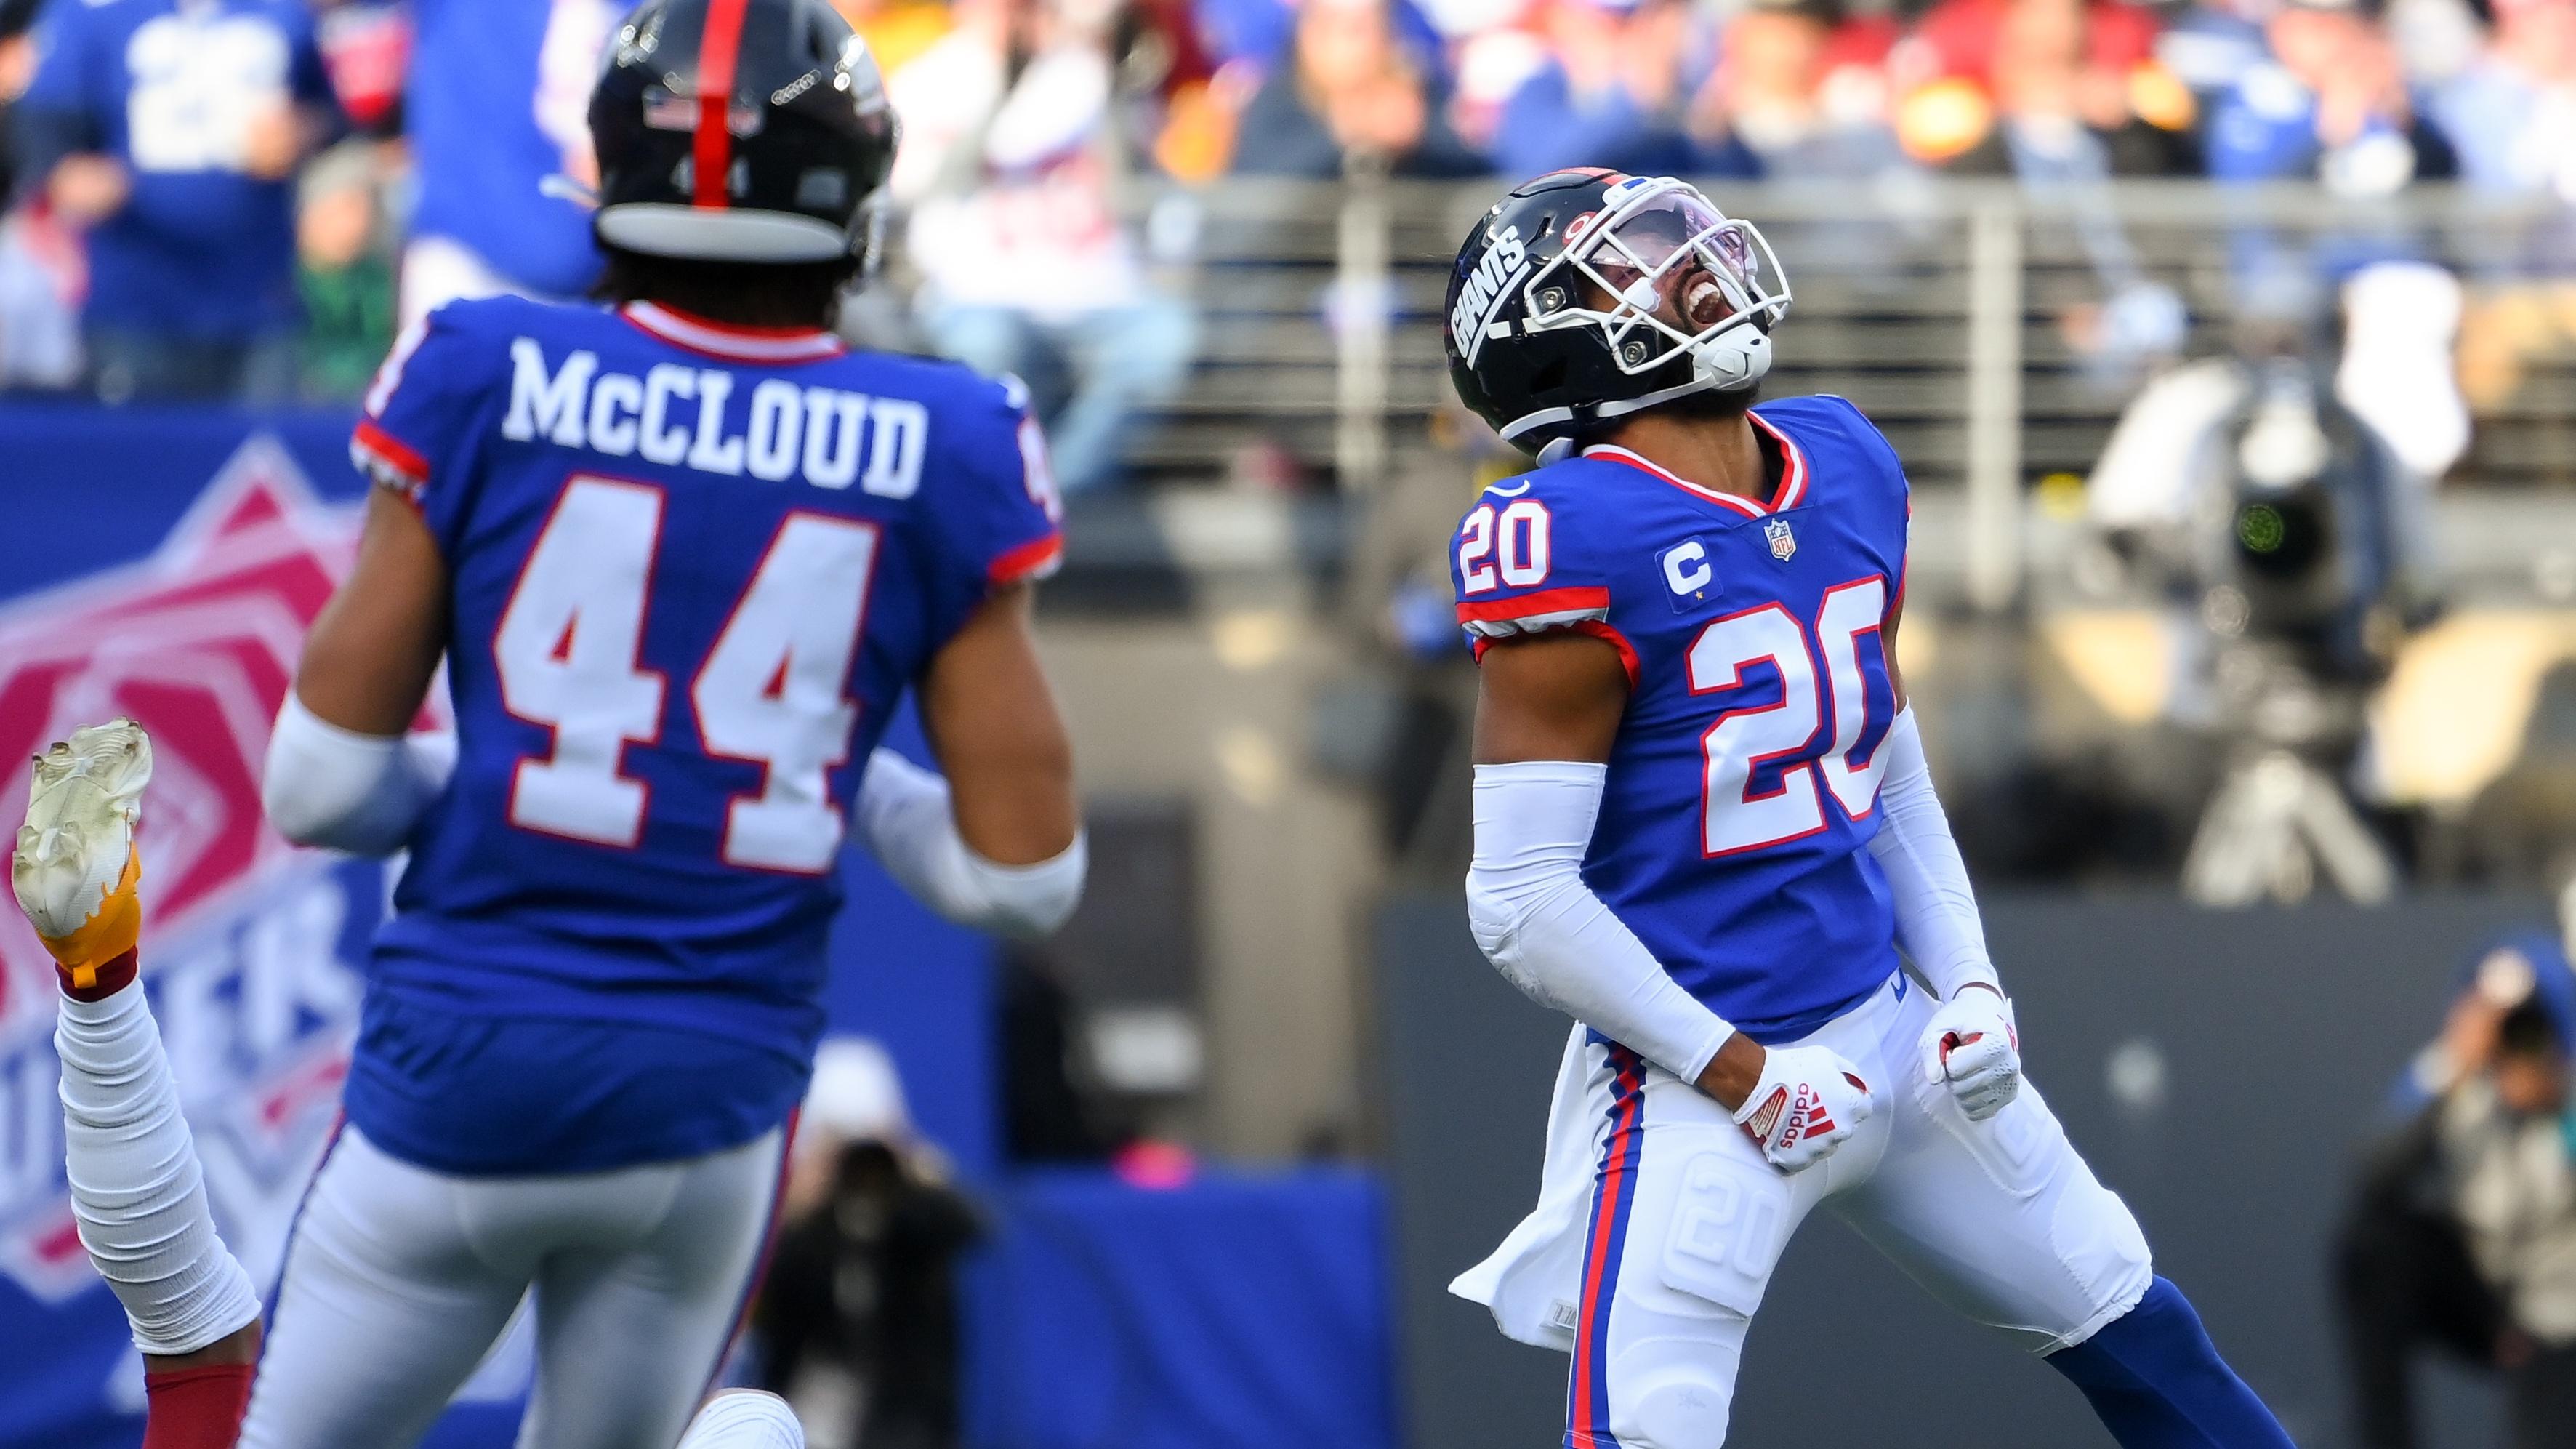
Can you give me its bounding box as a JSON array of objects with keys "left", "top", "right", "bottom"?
[{"left": 590, "top": 0, "right": 900, "bottom": 266}]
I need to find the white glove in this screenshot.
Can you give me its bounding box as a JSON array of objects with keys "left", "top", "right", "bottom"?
[
  {"left": 1922, "top": 987, "right": 2021, "bottom": 1121},
  {"left": 1732, "top": 1043, "right": 1876, "bottom": 1173}
]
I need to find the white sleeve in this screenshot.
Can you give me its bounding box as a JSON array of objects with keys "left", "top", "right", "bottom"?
[
  {"left": 260, "top": 693, "right": 456, "bottom": 856},
  {"left": 1465, "top": 761, "right": 1736, "bottom": 1083},
  {"left": 856, "top": 748, "right": 1085, "bottom": 940},
  {"left": 1864, "top": 708, "right": 2000, "bottom": 1000}
]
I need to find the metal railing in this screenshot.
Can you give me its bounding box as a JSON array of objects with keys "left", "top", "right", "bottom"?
[{"left": 1121, "top": 176, "right": 2576, "bottom": 604}]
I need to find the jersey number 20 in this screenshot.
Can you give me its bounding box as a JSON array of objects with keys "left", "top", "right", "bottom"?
[
  {"left": 1689, "top": 578, "right": 1891, "bottom": 856},
  {"left": 493, "top": 475, "right": 877, "bottom": 874}
]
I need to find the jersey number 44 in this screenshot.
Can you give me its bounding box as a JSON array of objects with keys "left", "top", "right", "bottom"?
[{"left": 496, "top": 475, "right": 877, "bottom": 875}]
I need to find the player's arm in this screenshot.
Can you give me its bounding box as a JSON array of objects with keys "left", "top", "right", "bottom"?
[
  {"left": 1470, "top": 633, "right": 1872, "bottom": 1172},
  {"left": 856, "top": 582, "right": 1084, "bottom": 939},
  {"left": 263, "top": 489, "right": 459, "bottom": 854},
  {"left": 1864, "top": 594, "right": 2021, "bottom": 1119}
]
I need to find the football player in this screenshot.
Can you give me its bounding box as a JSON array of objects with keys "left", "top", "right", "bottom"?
[
  {"left": 236, "top": 0, "right": 1079, "bottom": 1442},
  {"left": 12, "top": 721, "right": 826, "bottom": 1447},
  {"left": 1441, "top": 169, "right": 2295, "bottom": 1447}
]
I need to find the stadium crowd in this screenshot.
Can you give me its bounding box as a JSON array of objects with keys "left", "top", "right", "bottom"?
[{"left": 0, "top": 0, "right": 2574, "bottom": 465}]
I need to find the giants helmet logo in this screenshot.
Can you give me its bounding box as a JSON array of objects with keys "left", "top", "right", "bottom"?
[{"left": 1449, "top": 225, "right": 1529, "bottom": 364}]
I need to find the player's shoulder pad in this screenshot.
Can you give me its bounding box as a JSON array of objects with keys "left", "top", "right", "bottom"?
[
  {"left": 422, "top": 292, "right": 565, "bottom": 342},
  {"left": 353, "top": 296, "right": 560, "bottom": 491},
  {"left": 1451, "top": 457, "right": 1630, "bottom": 641},
  {"left": 845, "top": 350, "right": 1028, "bottom": 422},
  {"left": 382, "top": 293, "right": 566, "bottom": 399},
  {"left": 1454, "top": 452, "right": 1629, "bottom": 534}
]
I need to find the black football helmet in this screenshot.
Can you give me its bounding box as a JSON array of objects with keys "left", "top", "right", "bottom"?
[
  {"left": 1445, "top": 169, "right": 1792, "bottom": 462},
  {"left": 590, "top": 0, "right": 899, "bottom": 266}
]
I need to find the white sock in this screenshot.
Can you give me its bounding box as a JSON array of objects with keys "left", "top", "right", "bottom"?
[
  {"left": 677, "top": 1391, "right": 807, "bottom": 1448},
  {"left": 56, "top": 984, "right": 262, "bottom": 1356}
]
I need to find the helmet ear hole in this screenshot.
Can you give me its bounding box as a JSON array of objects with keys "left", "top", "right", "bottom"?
[{"left": 1529, "top": 356, "right": 1568, "bottom": 396}]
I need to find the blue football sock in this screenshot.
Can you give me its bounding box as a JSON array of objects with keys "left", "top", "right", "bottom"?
[{"left": 2045, "top": 1277, "right": 2297, "bottom": 1448}]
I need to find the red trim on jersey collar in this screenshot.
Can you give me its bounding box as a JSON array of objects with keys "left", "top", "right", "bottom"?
[
  {"left": 1581, "top": 413, "right": 1808, "bottom": 518},
  {"left": 621, "top": 302, "right": 848, "bottom": 362},
  {"left": 1747, "top": 409, "right": 1811, "bottom": 511},
  {"left": 693, "top": 0, "right": 752, "bottom": 209}
]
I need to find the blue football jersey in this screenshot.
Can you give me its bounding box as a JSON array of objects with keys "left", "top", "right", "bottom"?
[
  {"left": 342, "top": 295, "right": 1061, "bottom": 1173},
  {"left": 1451, "top": 396, "right": 1907, "bottom": 1043}
]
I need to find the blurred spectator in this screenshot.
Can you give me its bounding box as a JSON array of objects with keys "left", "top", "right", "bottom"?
[
  {"left": 1114, "top": 0, "right": 1228, "bottom": 181},
  {"left": 1911, "top": 0, "right": 2161, "bottom": 90},
  {"left": 2336, "top": 934, "right": 2576, "bottom": 1449},
  {"left": 2205, "top": 0, "right": 2454, "bottom": 192},
  {"left": 757, "top": 1040, "right": 983, "bottom": 1449},
  {"left": 2431, "top": 0, "right": 2576, "bottom": 412},
  {"left": 0, "top": 0, "right": 72, "bottom": 393},
  {"left": 1487, "top": 0, "right": 1739, "bottom": 180},
  {"left": 2156, "top": 0, "right": 2270, "bottom": 112},
  {"left": 1699, "top": 0, "right": 1908, "bottom": 181},
  {"left": 1904, "top": 0, "right": 2191, "bottom": 384},
  {"left": 0, "top": 0, "right": 43, "bottom": 204},
  {"left": 313, "top": 0, "right": 411, "bottom": 140},
  {"left": 1228, "top": 0, "right": 1482, "bottom": 177},
  {"left": 2389, "top": 0, "right": 2490, "bottom": 90},
  {"left": 1926, "top": 0, "right": 2197, "bottom": 177},
  {"left": 2430, "top": 0, "right": 2576, "bottom": 190},
  {"left": 295, "top": 143, "right": 394, "bottom": 401},
  {"left": 894, "top": 0, "right": 1196, "bottom": 495},
  {"left": 398, "top": 0, "right": 618, "bottom": 326},
  {"left": 842, "top": 0, "right": 956, "bottom": 77},
  {"left": 13, "top": 0, "right": 337, "bottom": 403},
  {"left": 0, "top": 198, "right": 78, "bottom": 391}
]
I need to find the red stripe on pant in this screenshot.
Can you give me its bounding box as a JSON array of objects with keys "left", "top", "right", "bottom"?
[
  {"left": 1568, "top": 1045, "right": 1647, "bottom": 1449},
  {"left": 692, "top": 0, "right": 753, "bottom": 207}
]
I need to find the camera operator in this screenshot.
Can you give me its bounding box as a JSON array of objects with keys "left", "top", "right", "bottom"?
[
  {"left": 754, "top": 1040, "right": 985, "bottom": 1449},
  {"left": 2335, "top": 931, "right": 2576, "bottom": 1449}
]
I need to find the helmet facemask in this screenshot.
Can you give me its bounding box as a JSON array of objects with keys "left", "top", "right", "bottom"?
[{"left": 1521, "top": 178, "right": 1791, "bottom": 402}]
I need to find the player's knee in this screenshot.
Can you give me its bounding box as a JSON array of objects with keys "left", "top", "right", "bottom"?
[
  {"left": 677, "top": 1391, "right": 805, "bottom": 1448},
  {"left": 2050, "top": 1183, "right": 2154, "bottom": 1330},
  {"left": 1606, "top": 1339, "right": 1740, "bottom": 1448}
]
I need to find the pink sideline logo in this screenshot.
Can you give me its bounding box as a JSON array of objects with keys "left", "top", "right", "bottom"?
[{"left": 0, "top": 438, "right": 390, "bottom": 1305}]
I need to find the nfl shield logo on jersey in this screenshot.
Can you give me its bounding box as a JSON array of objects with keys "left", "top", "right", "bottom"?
[{"left": 1764, "top": 517, "right": 1798, "bottom": 561}]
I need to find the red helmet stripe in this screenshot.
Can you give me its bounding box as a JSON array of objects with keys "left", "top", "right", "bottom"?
[{"left": 693, "top": 0, "right": 753, "bottom": 209}]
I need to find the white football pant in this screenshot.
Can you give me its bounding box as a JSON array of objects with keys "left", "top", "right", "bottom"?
[
  {"left": 238, "top": 1123, "right": 785, "bottom": 1449},
  {"left": 1458, "top": 973, "right": 2154, "bottom": 1448}
]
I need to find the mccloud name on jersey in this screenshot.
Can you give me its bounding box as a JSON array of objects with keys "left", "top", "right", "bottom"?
[{"left": 501, "top": 338, "right": 928, "bottom": 497}]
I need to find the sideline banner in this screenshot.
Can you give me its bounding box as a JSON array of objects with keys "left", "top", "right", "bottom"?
[{"left": 0, "top": 409, "right": 996, "bottom": 1448}]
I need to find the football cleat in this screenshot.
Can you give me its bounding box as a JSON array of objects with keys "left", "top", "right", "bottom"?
[{"left": 12, "top": 719, "right": 153, "bottom": 991}]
